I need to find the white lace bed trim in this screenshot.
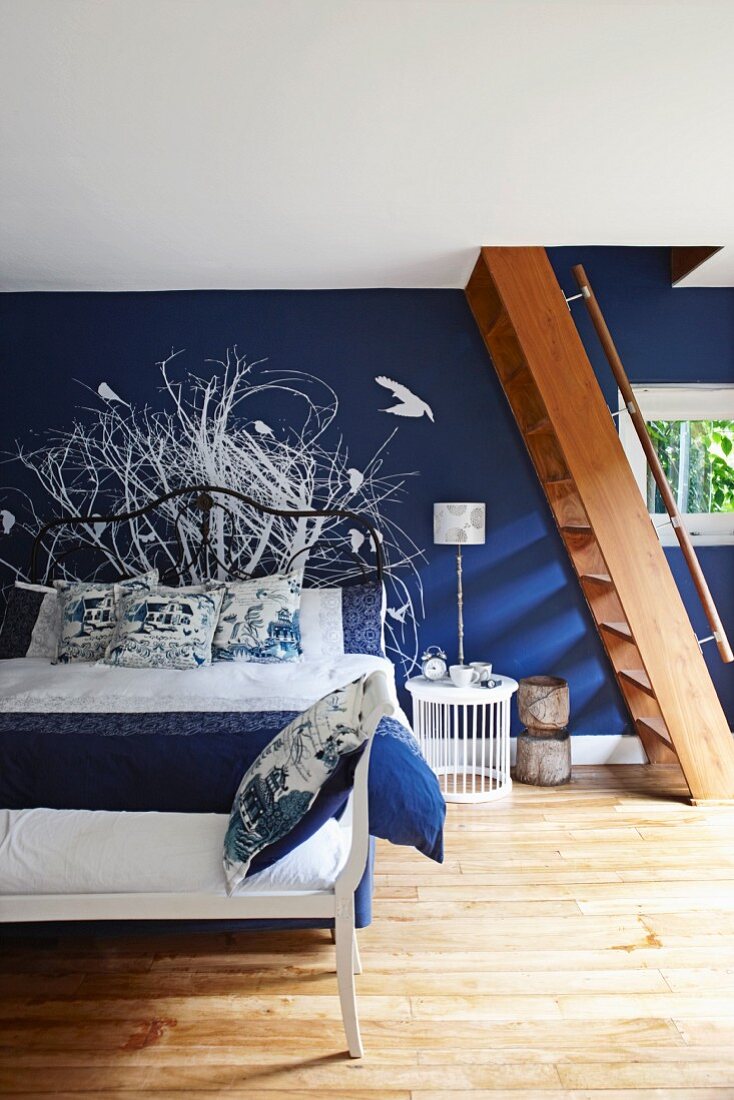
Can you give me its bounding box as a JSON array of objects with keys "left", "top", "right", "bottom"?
[{"left": 0, "top": 694, "right": 320, "bottom": 714}]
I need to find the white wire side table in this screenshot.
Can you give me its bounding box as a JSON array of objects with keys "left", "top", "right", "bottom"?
[{"left": 406, "top": 675, "right": 518, "bottom": 803}]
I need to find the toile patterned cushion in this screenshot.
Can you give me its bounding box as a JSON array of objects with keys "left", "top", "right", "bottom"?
[
  {"left": 223, "top": 676, "right": 368, "bottom": 893},
  {"left": 54, "top": 571, "right": 159, "bottom": 664},
  {"left": 0, "top": 582, "right": 60, "bottom": 660},
  {"left": 104, "top": 586, "right": 224, "bottom": 670},
  {"left": 212, "top": 570, "right": 303, "bottom": 663}
]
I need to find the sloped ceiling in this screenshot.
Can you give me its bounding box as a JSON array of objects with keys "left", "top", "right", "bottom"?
[{"left": 2, "top": 0, "right": 734, "bottom": 290}]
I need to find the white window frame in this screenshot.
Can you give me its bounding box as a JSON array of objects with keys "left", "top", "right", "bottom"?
[{"left": 618, "top": 384, "right": 734, "bottom": 547}]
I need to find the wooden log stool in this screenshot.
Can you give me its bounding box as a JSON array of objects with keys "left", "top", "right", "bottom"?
[{"left": 514, "top": 675, "right": 571, "bottom": 786}]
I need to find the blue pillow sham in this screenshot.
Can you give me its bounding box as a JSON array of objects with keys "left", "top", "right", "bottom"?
[{"left": 341, "top": 582, "right": 385, "bottom": 657}]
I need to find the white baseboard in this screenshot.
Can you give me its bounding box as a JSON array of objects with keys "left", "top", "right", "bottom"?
[{"left": 510, "top": 734, "right": 647, "bottom": 766}]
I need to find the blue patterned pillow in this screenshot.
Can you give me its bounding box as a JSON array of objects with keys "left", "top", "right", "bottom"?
[
  {"left": 223, "top": 676, "right": 368, "bottom": 893},
  {"left": 342, "top": 582, "right": 385, "bottom": 657},
  {"left": 0, "top": 582, "right": 59, "bottom": 660},
  {"left": 212, "top": 570, "right": 303, "bottom": 663},
  {"left": 104, "top": 587, "right": 224, "bottom": 670},
  {"left": 300, "top": 582, "right": 386, "bottom": 659},
  {"left": 54, "top": 571, "right": 158, "bottom": 663}
]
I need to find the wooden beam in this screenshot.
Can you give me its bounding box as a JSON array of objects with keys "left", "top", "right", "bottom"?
[{"left": 671, "top": 246, "right": 722, "bottom": 286}]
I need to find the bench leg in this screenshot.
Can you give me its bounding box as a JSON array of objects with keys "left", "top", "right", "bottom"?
[
  {"left": 352, "top": 932, "right": 362, "bottom": 976},
  {"left": 335, "top": 898, "right": 363, "bottom": 1058}
]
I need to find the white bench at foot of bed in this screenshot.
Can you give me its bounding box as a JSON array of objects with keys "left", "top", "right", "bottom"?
[{"left": 0, "top": 671, "right": 394, "bottom": 1059}]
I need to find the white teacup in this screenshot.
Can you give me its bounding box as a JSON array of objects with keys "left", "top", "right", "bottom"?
[
  {"left": 470, "top": 661, "right": 493, "bottom": 684},
  {"left": 449, "top": 664, "right": 480, "bottom": 688}
]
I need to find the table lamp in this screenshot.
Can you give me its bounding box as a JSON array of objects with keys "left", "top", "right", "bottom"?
[{"left": 433, "top": 502, "right": 486, "bottom": 665}]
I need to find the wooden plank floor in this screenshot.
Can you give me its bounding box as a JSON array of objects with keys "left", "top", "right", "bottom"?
[{"left": 3, "top": 764, "right": 734, "bottom": 1099}]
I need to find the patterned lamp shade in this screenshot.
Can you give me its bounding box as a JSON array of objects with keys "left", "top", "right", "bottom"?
[{"left": 433, "top": 502, "right": 486, "bottom": 546}]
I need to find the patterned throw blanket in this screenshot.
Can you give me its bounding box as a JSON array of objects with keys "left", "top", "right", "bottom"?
[{"left": 0, "top": 710, "right": 445, "bottom": 862}]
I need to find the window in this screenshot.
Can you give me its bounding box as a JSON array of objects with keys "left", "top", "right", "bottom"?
[{"left": 619, "top": 385, "right": 734, "bottom": 545}]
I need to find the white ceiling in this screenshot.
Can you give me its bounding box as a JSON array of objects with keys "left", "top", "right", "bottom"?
[{"left": 3, "top": 0, "right": 734, "bottom": 291}]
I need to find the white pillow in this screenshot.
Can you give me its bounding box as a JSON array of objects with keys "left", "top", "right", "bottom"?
[{"left": 299, "top": 588, "right": 344, "bottom": 659}]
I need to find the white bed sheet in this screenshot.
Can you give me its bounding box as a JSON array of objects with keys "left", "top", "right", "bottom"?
[
  {"left": 0, "top": 654, "right": 404, "bottom": 715},
  {"left": 0, "top": 808, "right": 347, "bottom": 897}
]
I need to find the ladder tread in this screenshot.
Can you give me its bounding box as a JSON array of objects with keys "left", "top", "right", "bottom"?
[
  {"left": 483, "top": 310, "right": 509, "bottom": 339},
  {"left": 619, "top": 668, "right": 655, "bottom": 697},
  {"left": 637, "top": 716, "right": 672, "bottom": 746},
  {"left": 600, "top": 620, "right": 633, "bottom": 641},
  {"left": 561, "top": 523, "right": 592, "bottom": 534},
  {"left": 581, "top": 572, "right": 613, "bottom": 586},
  {"left": 503, "top": 366, "right": 527, "bottom": 386},
  {"left": 545, "top": 475, "right": 575, "bottom": 486},
  {"left": 525, "top": 417, "right": 551, "bottom": 435}
]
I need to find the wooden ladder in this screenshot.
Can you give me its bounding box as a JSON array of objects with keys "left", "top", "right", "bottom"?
[{"left": 465, "top": 246, "right": 734, "bottom": 803}]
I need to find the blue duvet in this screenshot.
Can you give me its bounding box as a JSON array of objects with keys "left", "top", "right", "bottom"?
[{"left": 0, "top": 710, "right": 445, "bottom": 863}]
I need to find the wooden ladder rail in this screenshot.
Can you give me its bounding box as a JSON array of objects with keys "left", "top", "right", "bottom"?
[{"left": 572, "top": 264, "right": 733, "bottom": 665}]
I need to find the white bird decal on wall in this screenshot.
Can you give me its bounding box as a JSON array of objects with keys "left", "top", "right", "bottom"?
[
  {"left": 387, "top": 602, "right": 410, "bottom": 624},
  {"left": 348, "top": 528, "right": 365, "bottom": 555},
  {"left": 97, "top": 382, "right": 129, "bottom": 405},
  {"left": 0, "top": 510, "right": 16, "bottom": 534},
  {"left": 348, "top": 524, "right": 382, "bottom": 556},
  {"left": 253, "top": 420, "right": 274, "bottom": 437},
  {"left": 375, "top": 377, "right": 434, "bottom": 421},
  {"left": 347, "top": 467, "right": 364, "bottom": 493}
]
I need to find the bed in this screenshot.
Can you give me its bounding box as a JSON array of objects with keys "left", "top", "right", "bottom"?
[
  {"left": 0, "top": 650, "right": 444, "bottom": 914},
  {"left": 0, "top": 486, "right": 445, "bottom": 1056}
]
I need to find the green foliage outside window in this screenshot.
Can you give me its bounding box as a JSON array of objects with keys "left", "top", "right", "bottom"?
[{"left": 646, "top": 419, "right": 734, "bottom": 515}]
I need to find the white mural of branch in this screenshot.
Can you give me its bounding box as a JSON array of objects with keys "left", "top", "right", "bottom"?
[{"left": 0, "top": 349, "right": 426, "bottom": 675}]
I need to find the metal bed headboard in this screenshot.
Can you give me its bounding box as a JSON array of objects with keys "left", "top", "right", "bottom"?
[{"left": 29, "top": 484, "right": 384, "bottom": 586}]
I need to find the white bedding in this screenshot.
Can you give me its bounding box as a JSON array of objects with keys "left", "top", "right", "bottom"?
[
  {"left": 0, "top": 653, "right": 404, "bottom": 716},
  {"left": 0, "top": 808, "right": 348, "bottom": 896}
]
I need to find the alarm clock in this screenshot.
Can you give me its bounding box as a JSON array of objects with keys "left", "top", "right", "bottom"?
[{"left": 420, "top": 645, "right": 448, "bottom": 681}]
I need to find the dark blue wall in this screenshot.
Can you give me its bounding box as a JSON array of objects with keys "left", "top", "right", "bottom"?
[{"left": 0, "top": 246, "right": 732, "bottom": 731}]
